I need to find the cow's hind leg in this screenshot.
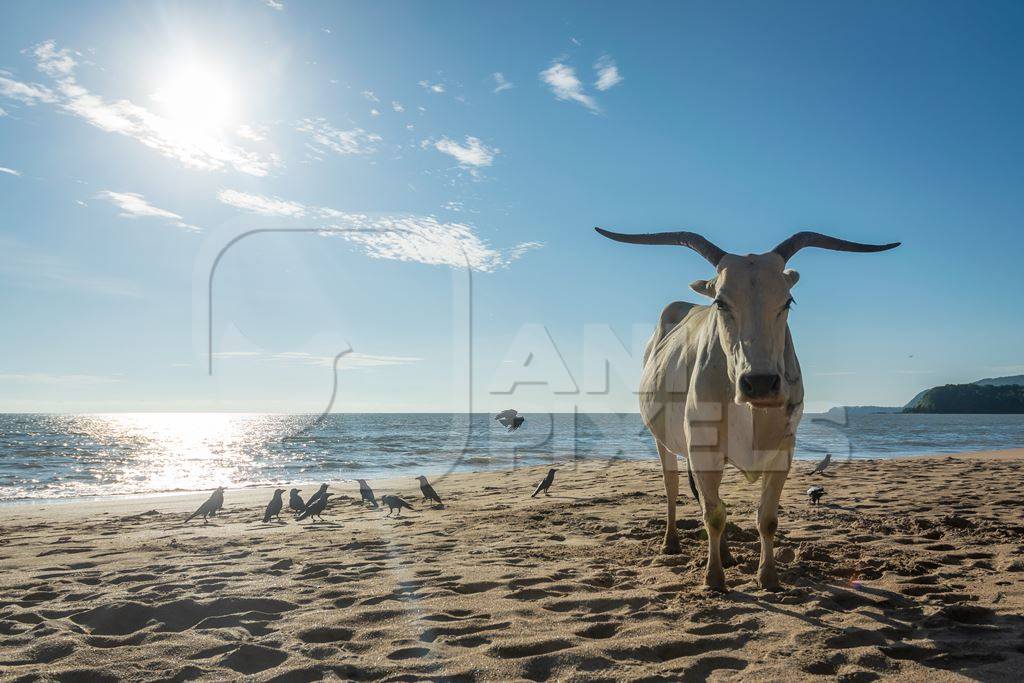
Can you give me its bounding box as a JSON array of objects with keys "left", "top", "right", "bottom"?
[
  {"left": 693, "top": 465, "right": 727, "bottom": 592},
  {"left": 757, "top": 468, "right": 788, "bottom": 591},
  {"left": 656, "top": 441, "right": 681, "bottom": 555}
]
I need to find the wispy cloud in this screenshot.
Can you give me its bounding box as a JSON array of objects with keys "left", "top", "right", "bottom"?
[
  {"left": 0, "top": 373, "right": 122, "bottom": 385},
  {"left": 0, "top": 166, "right": 21, "bottom": 176},
  {"left": 235, "top": 123, "right": 268, "bottom": 142},
  {"left": 296, "top": 117, "right": 382, "bottom": 156},
  {"left": 594, "top": 55, "right": 623, "bottom": 91},
  {"left": 540, "top": 62, "right": 598, "bottom": 112},
  {"left": 0, "top": 41, "right": 278, "bottom": 176},
  {"left": 217, "top": 350, "right": 420, "bottom": 369},
  {"left": 491, "top": 72, "right": 514, "bottom": 93},
  {"left": 264, "top": 0, "right": 284, "bottom": 10},
  {"left": 361, "top": 90, "right": 379, "bottom": 102},
  {"left": 418, "top": 79, "right": 445, "bottom": 94},
  {"left": 97, "top": 190, "right": 198, "bottom": 231},
  {"left": 428, "top": 136, "right": 498, "bottom": 169},
  {"left": 217, "top": 188, "right": 308, "bottom": 217},
  {"left": 216, "top": 189, "right": 541, "bottom": 272},
  {"left": 391, "top": 101, "right": 404, "bottom": 113}
]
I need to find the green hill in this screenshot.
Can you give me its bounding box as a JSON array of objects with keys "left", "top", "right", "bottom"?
[{"left": 903, "top": 383, "right": 1024, "bottom": 414}]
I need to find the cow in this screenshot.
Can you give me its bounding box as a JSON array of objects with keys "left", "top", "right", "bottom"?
[{"left": 595, "top": 228, "right": 900, "bottom": 592}]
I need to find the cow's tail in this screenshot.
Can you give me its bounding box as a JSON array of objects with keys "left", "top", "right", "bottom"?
[{"left": 686, "top": 456, "right": 700, "bottom": 505}]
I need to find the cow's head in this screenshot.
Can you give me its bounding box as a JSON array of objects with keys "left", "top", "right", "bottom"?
[{"left": 595, "top": 228, "right": 899, "bottom": 407}]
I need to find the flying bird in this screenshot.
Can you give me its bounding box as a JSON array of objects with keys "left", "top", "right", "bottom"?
[
  {"left": 807, "top": 486, "right": 826, "bottom": 505},
  {"left": 356, "top": 479, "right": 378, "bottom": 508},
  {"left": 496, "top": 409, "right": 525, "bottom": 432},
  {"left": 288, "top": 488, "right": 306, "bottom": 513},
  {"left": 811, "top": 453, "right": 832, "bottom": 475},
  {"left": 263, "top": 488, "right": 286, "bottom": 523},
  {"left": 185, "top": 487, "right": 225, "bottom": 524},
  {"left": 296, "top": 492, "right": 333, "bottom": 522},
  {"left": 416, "top": 475, "right": 444, "bottom": 507},
  {"left": 381, "top": 494, "right": 414, "bottom": 517},
  {"left": 306, "top": 483, "right": 329, "bottom": 508},
  {"left": 532, "top": 468, "right": 557, "bottom": 498}
]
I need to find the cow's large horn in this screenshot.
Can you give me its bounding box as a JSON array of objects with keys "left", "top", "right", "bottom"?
[
  {"left": 594, "top": 227, "right": 726, "bottom": 267},
  {"left": 772, "top": 231, "right": 901, "bottom": 262}
]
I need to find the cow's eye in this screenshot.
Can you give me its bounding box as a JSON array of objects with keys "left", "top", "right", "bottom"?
[{"left": 714, "top": 298, "right": 730, "bottom": 313}]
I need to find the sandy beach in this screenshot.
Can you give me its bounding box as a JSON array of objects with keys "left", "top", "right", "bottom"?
[{"left": 2, "top": 451, "right": 1024, "bottom": 682}]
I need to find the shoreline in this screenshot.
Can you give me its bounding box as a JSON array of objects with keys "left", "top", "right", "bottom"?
[{"left": 3, "top": 447, "right": 1023, "bottom": 511}]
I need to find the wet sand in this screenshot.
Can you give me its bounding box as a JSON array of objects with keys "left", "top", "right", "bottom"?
[{"left": 2, "top": 450, "right": 1024, "bottom": 681}]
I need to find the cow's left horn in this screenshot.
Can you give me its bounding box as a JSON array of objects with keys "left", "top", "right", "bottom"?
[
  {"left": 772, "top": 231, "right": 901, "bottom": 262},
  {"left": 594, "top": 227, "right": 726, "bottom": 267}
]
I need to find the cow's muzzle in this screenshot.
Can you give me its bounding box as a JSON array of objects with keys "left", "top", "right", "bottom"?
[{"left": 738, "top": 373, "right": 783, "bottom": 406}]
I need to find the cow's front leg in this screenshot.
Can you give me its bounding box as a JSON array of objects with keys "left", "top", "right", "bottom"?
[
  {"left": 757, "top": 468, "right": 788, "bottom": 591},
  {"left": 693, "top": 466, "right": 726, "bottom": 592},
  {"left": 656, "top": 442, "right": 680, "bottom": 555}
]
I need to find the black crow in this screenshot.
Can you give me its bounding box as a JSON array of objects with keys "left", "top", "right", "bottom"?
[
  {"left": 296, "top": 492, "right": 333, "bottom": 522},
  {"left": 288, "top": 488, "right": 306, "bottom": 513},
  {"left": 306, "top": 483, "right": 329, "bottom": 508},
  {"left": 416, "top": 475, "right": 443, "bottom": 507},
  {"left": 807, "top": 486, "right": 826, "bottom": 505},
  {"left": 185, "top": 487, "right": 225, "bottom": 524},
  {"left": 381, "top": 494, "right": 414, "bottom": 517},
  {"left": 263, "top": 488, "right": 286, "bottom": 523},
  {"left": 532, "top": 468, "right": 556, "bottom": 497},
  {"left": 496, "top": 409, "right": 525, "bottom": 432},
  {"left": 356, "top": 479, "right": 378, "bottom": 508}
]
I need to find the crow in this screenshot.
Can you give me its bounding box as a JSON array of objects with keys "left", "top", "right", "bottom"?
[
  {"left": 496, "top": 409, "right": 525, "bottom": 432},
  {"left": 416, "top": 475, "right": 443, "bottom": 507},
  {"left": 263, "top": 488, "right": 286, "bottom": 523},
  {"left": 185, "top": 487, "right": 225, "bottom": 524},
  {"left": 532, "top": 468, "right": 556, "bottom": 498},
  {"left": 811, "top": 453, "right": 832, "bottom": 475},
  {"left": 356, "top": 479, "right": 378, "bottom": 508},
  {"left": 288, "top": 488, "right": 306, "bottom": 513},
  {"left": 306, "top": 483, "right": 329, "bottom": 508},
  {"left": 296, "top": 492, "right": 333, "bottom": 522},
  {"left": 807, "top": 486, "right": 826, "bottom": 505},
  {"left": 381, "top": 494, "right": 414, "bottom": 517}
]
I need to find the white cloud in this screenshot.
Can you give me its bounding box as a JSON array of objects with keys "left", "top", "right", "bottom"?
[
  {"left": 429, "top": 136, "right": 498, "bottom": 168},
  {"left": 0, "top": 373, "right": 121, "bottom": 385},
  {"left": 370, "top": 108, "right": 380, "bottom": 117},
  {"left": 215, "top": 189, "right": 540, "bottom": 272},
  {"left": 0, "top": 166, "right": 21, "bottom": 176},
  {"left": 491, "top": 72, "right": 514, "bottom": 93},
  {"left": 235, "top": 123, "right": 268, "bottom": 141},
  {"left": 217, "top": 188, "right": 308, "bottom": 217},
  {"left": 392, "top": 101, "right": 404, "bottom": 113},
  {"left": 540, "top": 62, "right": 598, "bottom": 112},
  {"left": 0, "top": 105, "right": 6, "bottom": 116},
  {"left": 594, "top": 56, "right": 623, "bottom": 91},
  {"left": 264, "top": 0, "right": 284, "bottom": 10},
  {"left": 418, "top": 80, "right": 445, "bottom": 93},
  {"left": 215, "top": 350, "right": 420, "bottom": 369},
  {"left": 361, "top": 90, "right": 379, "bottom": 102},
  {"left": 97, "top": 190, "right": 198, "bottom": 230},
  {"left": 295, "top": 117, "right": 382, "bottom": 156},
  {"left": 0, "top": 41, "right": 278, "bottom": 176}
]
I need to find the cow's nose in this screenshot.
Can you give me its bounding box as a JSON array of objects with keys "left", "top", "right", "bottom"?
[{"left": 739, "top": 373, "right": 781, "bottom": 399}]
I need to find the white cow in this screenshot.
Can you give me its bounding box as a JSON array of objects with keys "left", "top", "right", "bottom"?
[{"left": 596, "top": 228, "right": 899, "bottom": 591}]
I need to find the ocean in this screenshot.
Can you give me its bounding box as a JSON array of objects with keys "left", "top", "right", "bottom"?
[{"left": 1, "top": 412, "right": 1022, "bottom": 502}]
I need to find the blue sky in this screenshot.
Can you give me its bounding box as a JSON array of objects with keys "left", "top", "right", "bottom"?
[{"left": 1, "top": 0, "right": 1023, "bottom": 413}]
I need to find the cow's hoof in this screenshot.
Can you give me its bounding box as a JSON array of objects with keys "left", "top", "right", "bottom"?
[
  {"left": 705, "top": 568, "right": 727, "bottom": 593},
  {"left": 662, "top": 536, "right": 681, "bottom": 555},
  {"left": 757, "top": 567, "right": 781, "bottom": 592}
]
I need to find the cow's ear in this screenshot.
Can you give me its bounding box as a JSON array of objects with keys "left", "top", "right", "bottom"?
[
  {"left": 690, "top": 278, "right": 716, "bottom": 298},
  {"left": 783, "top": 269, "right": 800, "bottom": 288}
]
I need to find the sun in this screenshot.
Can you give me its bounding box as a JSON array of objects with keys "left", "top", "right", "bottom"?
[{"left": 151, "top": 61, "right": 235, "bottom": 132}]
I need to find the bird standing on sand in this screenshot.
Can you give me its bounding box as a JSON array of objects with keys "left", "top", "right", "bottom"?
[
  {"left": 807, "top": 486, "right": 826, "bottom": 505},
  {"left": 356, "top": 479, "right": 378, "bottom": 508},
  {"left": 263, "top": 489, "right": 286, "bottom": 523},
  {"left": 185, "top": 487, "right": 225, "bottom": 524},
  {"left": 288, "top": 488, "right": 306, "bottom": 513},
  {"left": 306, "top": 483, "right": 329, "bottom": 508},
  {"left": 416, "top": 475, "right": 443, "bottom": 507},
  {"left": 381, "top": 494, "right": 414, "bottom": 517},
  {"left": 495, "top": 409, "right": 525, "bottom": 432},
  {"left": 811, "top": 453, "right": 832, "bottom": 475},
  {"left": 296, "top": 492, "right": 333, "bottom": 522},
  {"left": 532, "top": 468, "right": 557, "bottom": 498}
]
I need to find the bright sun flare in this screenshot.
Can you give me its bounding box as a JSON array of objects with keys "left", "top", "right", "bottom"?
[{"left": 151, "top": 62, "right": 235, "bottom": 132}]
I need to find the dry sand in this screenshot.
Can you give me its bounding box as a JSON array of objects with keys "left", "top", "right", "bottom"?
[{"left": 2, "top": 451, "right": 1024, "bottom": 682}]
